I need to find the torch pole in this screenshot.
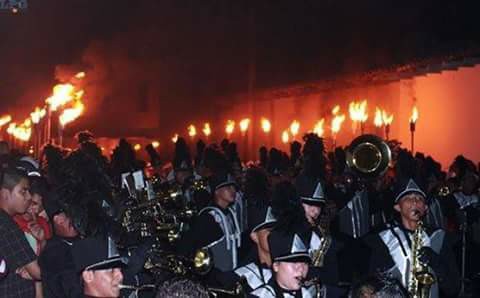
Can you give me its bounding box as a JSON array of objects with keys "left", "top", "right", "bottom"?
[
  {"left": 46, "top": 107, "right": 52, "bottom": 144},
  {"left": 385, "top": 124, "right": 390, "bottom": 141},
  {"left": 58, "top": 123, "right": 64, "bottom": 147},
  {"left": 410, "top": 122, "right": 415, "bottom": 153},
  {"left": 360, "top": 121, "right": 365, "bottom": 135}
]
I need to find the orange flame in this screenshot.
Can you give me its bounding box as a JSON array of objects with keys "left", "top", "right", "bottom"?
[
  {"left": 382, "top": 110, "right": 394, "bottom": 125},
  {"left": 45, "top": 83, "right": 75, "bottom": 111},
  {"left": 134, "top": 144, "right": 141, "bottom": 151},
  {"left": 30, "top": 107, "right": 46, "bottom": 124},
  {"left": 313, "top": 119, "right": 325, "bottom": 137},
  {"left": 0, "top": 115, "right": 12, "bottom": 127},
  {"left": 172, "top": 134, "right": 179, "bottom": 143},
  {"left": 152, "top": 141, "right": 160, "bottom": 148},
  {"left": 374, "top": 108, "right": 383, "bottom": 127},
  {"left": 75, "top": 72, "right": 86, "bottom": 79},
  {"left": 349, "top": 100, "right": 368, "bottom": 123},
  {"left": 188, "top": 124, "right": 197, "bottom": 137},
  {"left": 202, "top": 123, "right": 211, "bottom": 137},
  {"left": 281, "top": 130, "right": 290, "bottom": 144},
  {"left": 239, "top": 118, "right": 250, "bottom": 133},
  {"left": 59, "top": 101, "right": 84, "bottom": 126},
  {"left": 289, "top": 120, "right": 300, "bottom": 137},
  {"left": 332, "top": 105, "right": 340, "bottom": 115},
  {"left": 7, "top": 122, "right": 32, "bottom": 141},
  {"left": 410, "top": 106, "right": 418, "bottom": 124},
  {"left": 261, "top": 118, "right": 271, "bottom": 133},
  {"left": 331, "top": 114, "right": 346, "bottom": 134},
  {"left": 225, "top": 120, "right": 235, "bottom": 135}
]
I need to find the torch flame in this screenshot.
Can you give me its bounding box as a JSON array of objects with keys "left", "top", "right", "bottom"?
[
  {"left": 239, "top": 118, "right": 250, "bottom": 133},
  {"left": 30, "top": 107, "right": 46, "bottom": 124},
  {"left": 349, "top": 100, "right": 368, "bottom": 123},
  {"left": 382, "top": 110, "right": 394, "bottom": 125},
  {"left": 332, "top": 105, "right": 340, "bottom": 115},
  {"left": 188, "top": 125, "right": 197, "bottom": 137},
  {"left": 7, "top": 122, "right": 32, "bottom": 141},
  {"left": 261, "top": 118, "right": 271, "bottom": 133},
  {"left": 289, "top": 120, "right": 300, "bottom": 137},
  {"left": 172, "top": 134, "right": 179, "bottom": 143},
  {"left": 313, "top": 119, "right": 325, "bottom": 137},
  {"left": 75, "top": 72, "right": 86, "bottom": 79},
  {"left": 59, "top": 101, "right": 84, "bottom": 126},
  {"left": 331, "top": 114, "right": 346, "bottom": 134},
  {"left": 152, "top": 141, "right": 160, "bottom": 148},
  {"left": 281, "top": 130, "right": 290, "bottom": 144},
  {"left": 374, "top": 108, "right": 383, "bottom": 127},
  {"left": 410, "top": 106, "right": 418, "bottom": 124},
  {"left": 0, "top": 115, "right": 12, "bottom": 127},
  {"left": 134, "top": 144, "right": 141, "bottom": 151},
  {"left": 225, "top": 120, "right": 235, "bottom": 135},
  {"left": 45, "top": 83, "right": 75, "bottom": 111},
  {"left": 202, "top": 123, "right": 211, "bottom": 137}
]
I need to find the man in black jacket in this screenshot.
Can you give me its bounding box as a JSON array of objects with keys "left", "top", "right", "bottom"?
[{"left": 364, "top": 178, "right": 460, "bottom": 298}]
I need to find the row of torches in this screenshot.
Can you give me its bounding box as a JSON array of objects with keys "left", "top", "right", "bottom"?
[
  {"left": 0, "top": 78, "right": 420, "bottom": 154},
  {"left": 0, "top": 72, "right": 86, "bottom": 148},
  {"left": 174, "top": 100, "right": 419, "bottom": 148}
]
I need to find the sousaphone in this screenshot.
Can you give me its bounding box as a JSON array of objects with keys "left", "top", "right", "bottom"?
[{"left": 346, "top": 134, "right": 391, "bottom": 179}]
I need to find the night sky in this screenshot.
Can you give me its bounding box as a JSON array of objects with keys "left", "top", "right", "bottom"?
[{"left": 1, "top": 0, "right": 480, "bottom": 116}]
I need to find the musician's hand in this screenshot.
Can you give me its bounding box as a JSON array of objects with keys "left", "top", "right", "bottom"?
[{"left": 419, "top": 247, "right": 441, "bottom": 269}]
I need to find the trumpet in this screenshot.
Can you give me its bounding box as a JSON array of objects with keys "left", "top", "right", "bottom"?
[
  {"left": 207, "top": 277, "right": 247, "bottom": 298},
  {"left": 145, "top": 248, "right": 213, "bottom": 277}
]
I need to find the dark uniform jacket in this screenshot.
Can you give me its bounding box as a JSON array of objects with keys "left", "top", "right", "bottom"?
[
  {"left": 38, "top": 236, "right": 83, "bottom": 298},
  {"left": 363, "top": 221, "right": 460, "bottom": 298}
]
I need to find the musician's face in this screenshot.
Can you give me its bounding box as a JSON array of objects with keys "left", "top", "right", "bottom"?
[
  {"left": 215, "top": 185, "right": 236, "bottom": 204},
  {"left": 395, "top": 193, "right": 427, "bottom": 222},
  {"left": 273, "top": 261, "right": 308, "bottom": 291},
  {"left": 302, "top": 203, "right": 322, "bottom": 225}
]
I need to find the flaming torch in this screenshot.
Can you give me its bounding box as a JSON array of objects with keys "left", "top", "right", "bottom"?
[
  {"left": 331, "top": 112, "right": 346, "bottom": 150},
  {"left": 202, "top": 123, "right": 212, "bottom": 141},
  {"left": 289, "top": 120, "right": 300, "bottom": 140},
  {"left": 261, "top": 117, "right": 271, "bottom": 147},
  {"left": 225, "top": 120, "right": 235, "bottom": 139},
  {"left": 0, "top": 115, "right": 12, "bottom": 128},
  {"left": 187, "top": 124, "right": 197, "bottom": 145},
  {"left": 313, "top": 119, "right": 325, "bottom": 137},
  {"left": 281, "top": 130, "right": 290, "bottom": 145},
  {"left": 349, "top": 100, "right": 368, "bottom": 135},
  {"left": 239, "top": 118, "right": 250, "bottom": 161},
  {"left": 58, "top": 101, "right": 84, "bottom": 146},
  {"left": 382, "top": 110, "right": 394, "bottom": 140},
  {"left": 374, "top": 107, "right": 383, "bottom": 134},
  {"left": 30, "top": 107, "right": 46, "bottom": 157},
  {"left": 409, "top": 106, "right": 418, "bottom": 153},
  {"left": 172, "top": 134, "right": 179, "bottom": 143}
]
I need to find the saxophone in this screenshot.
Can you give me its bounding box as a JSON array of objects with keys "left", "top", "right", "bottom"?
[
  {"left": 408, "top": 218, "right": 436, "bottom": 298},
  {"left": 311, "top": 233, "right": 332, "bottom": 267}
]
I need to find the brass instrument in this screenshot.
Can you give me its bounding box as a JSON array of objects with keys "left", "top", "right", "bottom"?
[
  {"left": 207, "top": 277, "right": 247, "bottom": 298},
  {"left": 346, "top": 134, "right": 391, "bottom": 179},
  {"left": 145, "top": 248, "right": 213, "bottom": 276},
  {"left": 408, "top": 218, "right": 436, "bottom": 298},
  {"left": 300, "top": 277, "right": 324, "bottom": 298},
  {"left": 311, "top": 235, "right": 332, "bottom": 267}
]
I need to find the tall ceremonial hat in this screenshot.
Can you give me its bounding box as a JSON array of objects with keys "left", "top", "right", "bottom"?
[
  {"left": 295, "top": 174, "right": 326, "bottom": 206},
  {"left": 268, "top": 230, "right": 311, "bottom": 263},
  {"left": 393, "top": 178, "right": 427, "bottom": 204},
  {"left": 72, "top": 236, "right": 128, "bottom": 272},
  {"left": 209, "top": 172, "right": 236, "bottom": 192},
  {"left": 249, "top": 205, "right": 277, "bottom": 233}
]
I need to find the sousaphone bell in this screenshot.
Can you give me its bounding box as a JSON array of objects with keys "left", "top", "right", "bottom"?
[{"left": 346, "top": 134, "right": 391, "bottom": 179}]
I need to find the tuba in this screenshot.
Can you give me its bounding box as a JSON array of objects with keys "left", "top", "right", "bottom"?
[
  {"left": 346, "top": 134, "right": 391, "bottom": 179},
  {"left": 408, "top": 218, "right": 436, "bottom": 298}
]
